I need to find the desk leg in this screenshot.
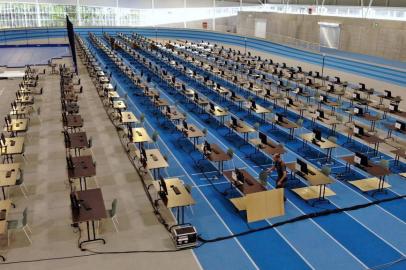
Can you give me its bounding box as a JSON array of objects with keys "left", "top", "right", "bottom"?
[{"left": 79, "top": 220, "right": 106, "bottom": 251}]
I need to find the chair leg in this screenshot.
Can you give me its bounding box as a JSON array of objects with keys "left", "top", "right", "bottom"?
[
  {"left": 112, "top": 217, "right": 119, "bottom": 232},
  {"left": 23, "top": 227, "right": 32, "bottom": 244},
  {"left": 22, "top": 153, "right": 28, "bottom": 163},
  {"left": 26, "top": 224, "right": 32, "bottom": 234},
  {"left": 8, "top": 230, "right": 10, "bottom": 246},
  {"left": 93, "top": 176, "right": 99, "bottom": 188},
  {"left": 20, "top": 185, "right": 28, "bottom": 198}
]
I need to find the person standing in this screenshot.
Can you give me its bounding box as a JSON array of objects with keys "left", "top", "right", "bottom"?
[{"left": 266, "top": 153, "right": 287, "bottom": 200}]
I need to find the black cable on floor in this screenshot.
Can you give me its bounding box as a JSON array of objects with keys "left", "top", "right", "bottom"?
[{"left": 197, "top": 193, "right": 406, "bottom": 243}]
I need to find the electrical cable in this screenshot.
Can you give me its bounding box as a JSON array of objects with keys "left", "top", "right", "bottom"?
[{"left": 197, "top": 193, "right": 406, "bottom": 243}]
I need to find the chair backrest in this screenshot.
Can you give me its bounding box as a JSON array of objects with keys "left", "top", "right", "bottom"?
[
  {"left": 22, "top": 208, "right": 28, "bottom": 226},
  {"left": 379, "top": 159, "right": 389, "bottom": 169},
  {"left": 111, "top": 199, "right": 118, "bottom": 217},
  {"left": 321, "top": 166, "right": 331, "bottom": 176},
  {"left": 88, "top": 137, "right": 93, "bottom": 148},
  {"left": 184, "top": 184, "right": 192, "bottom": 194},
  {"left": 296, "top": 118, "right": 303, "bottom": 127},
  {"left": 152, "top": 131, "right": 159, "bottom": 143},
  {"left": 227, "top": 148, "right": 234, "bottom": 158},
  {"left": 258, "top": 170, "right": 268, "bottom": 184}
]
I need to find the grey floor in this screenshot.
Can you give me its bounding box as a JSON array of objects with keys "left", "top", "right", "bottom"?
[{"left": 0, "top": 58, "right": 200, "bottom": 270}]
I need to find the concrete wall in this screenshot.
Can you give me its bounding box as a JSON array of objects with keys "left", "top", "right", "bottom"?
[
  {"left": 237, "top": 11, "right": 406, "bottom": 61},
  {"left": 160, "top": 16, "right": 238, "bottom": 33}
]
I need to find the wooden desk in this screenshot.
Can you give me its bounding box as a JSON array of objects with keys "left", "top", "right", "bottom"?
[
  {"left": 349, "top": 177, "right": 390, "bottom": 192},
  {"left": 249, "top": 138, "right": 285, "bottom": 157},
  {"left": 345, "top": 128, "right": 383, "bottom": 156},
  {"left": 120, "top": 111, "right": 138, "bottom": 129},
  {"left": 244, "top": 103, "right": 270, "bottom": 121},
  {"left": 164, "top": 107, "right": 186, "bottom": 124},
  {"left": 391, "top": 149, "right": 406, "bottom": 165},
  {"left": 0, "top": 137, "right": 25, "bottom": 162},
  {"left": 230, "top": 94, "right": 246, "bottom": 110},
  {"left": 273, "top": 118, "right": 298, "bottom": 140},
  {"left": 72, "top": 188, "right": 107, "bottom": 250},
  {"left": 68, "top": 155, "right": 96, "bottom": 190},
  {"left": 176, "top": 124, "right": 204, "bottom": 147},
  {"left": 10, "top": 105, "right": 31, "bottom": 119},
  {"left": 300, "top": 133, "right": 338, "bottom": 163},
  {"left": 320, "top": 100, "right": 339, "bottom": 113},
  {"left": 208, "top": 105, "right": 228, "bottom": 124},
  {"left": 131, "top": 127, "right": 151, "bottom": 147},
  {"left": 358, "top": 113, "right": 380, "bottom": 132},
  {"left": 153, "top": 178, "right": 195, "bottom": 224},
  {"left": 289, "top": 162, "right": 335, "bottom": 203},
  {"left": 0, "top": 200, "right": 12, "bottom": 249},
  {"left": 384, "top": 123, "right": 406, "bottom": 139},
  {"left": 197, "top": 143, "right": 231, "bottom": 173},
  {"left": 68, "top": 132, "right": 88, "bottom": 155},
  {"left": 134, "top": 148, "right": 169, "bottom": 178},
  {"left": 342, "top": 155, "right": 390, "bottom": 193},
  {"left": 311, "top": 114, "right": 339, "bottom": 134},
  {"left": 226, "top": 120, "right": 255, "bottom": 142},
  {"left": 15, "top": 95, "right": 34, "bottom": 105},
  {"left": 223, "top": 169, "right": 266, "bottom": 195},
  {"left": 0, "top": 167, "right": 18, "bottom": 201},
  {"left": 113, "top": 100, "right": 126, "bottom": 111},
  {"left": 4, "top": 119, "right": 28, "bottom": 136},
  {"left": 229, "top": 189, "right": 285, "bottom": 223},
  {"left": 99, "top": 76, "right": 109, "bottom": 84},
  {"left": 65, "top": 102, "right": 79, "bottom": 114},
  {"left": 66, "top": 115, "right": 83, "bottom": 129}
]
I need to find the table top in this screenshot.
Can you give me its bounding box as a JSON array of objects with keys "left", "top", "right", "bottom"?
[
  {"left": 108, "top": 91, "right": 120, "bottom": 99},
  {"left": 209, "top": 105, "right": 228, "bottom": 117},
  {"left": 68, "top": 155, "right": 96, "bottom": 179},
  {"left": 349, "top": 177, "right": 390, "bottom": 192},
  {"left": 113, "top": 100, "right": 126, "bottom": 109},
  {"left": 120, "top": 112, "right": 138, "bottom": 123},
  {"left": 0, "top": 200, "right": 12, "bottom": 234},
  {"left": 286, "top": 162, "right": 333, "bottom": 186},
  {"left": 131, "top": 127, "right": 151, "bottom": 143},
  {"left": 0, "top": 168, "right": 18, "bottom": 187},
  {"left": 275, "top": 118, "right": 298, "bottom": 129},
  {"left": 176, "top": 124, "right": 204, "bottom": 139},
  {"left": 223, "top": 169, "right": 266, "bottom": 195},
  {"left": 249, "top": 138, "right": 285, "bottom": 155},
  {"left": 245, "top": 103, "right": 270, "bottom": 114},
  {"left": 4, "top": 119, "right": 28, "bottom": 132},
  {"left": 292, "top": 186, "right": 336, "bottom": 201},
  {"left": 66, "top": 115, "right": 83, "bottom": 128},
  {"left": 341, "top": 155, "right": 391, "bottom": 177},
  {"left": 68, "top": 132, "right": 88, "bottom": 149},
  {"left": 311, "top": 114, "right": 339, "bottom": 126},
  {"left": 153, "top": 178, "right": 195, "bottom": 208},
  {"left": 226, "top": 121, "right": 255, "bottom": 134},
  {"left": 197, "top": 143, "right": 231, "bottom": 162},
  {"left": 72, "top": 188, "right": 107, "bottom": 223},
  {"left": 134, "top": 148, "right": 169, "bottom": 170},
  {"left": 1, "top": 137, "right": 25, "bottom": 155},
  {"left": 300, "top": 133, "right": 338, "bottom": 149}
]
